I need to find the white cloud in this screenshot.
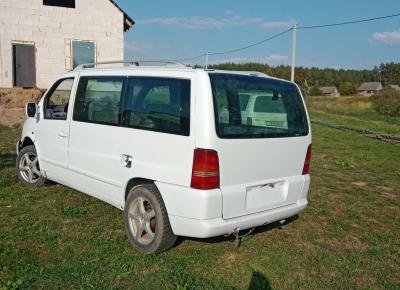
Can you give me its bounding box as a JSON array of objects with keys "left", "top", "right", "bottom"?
[
  {"left": 259, "top": 21, "right": 295, "bottom": 30},
  {"left": 371, "top": 29, "right": 400, "bottom": 46},
  {"left": 125, "top": 41, "right": 153, "bottom": 53},
  {"left": 265, "top": 54, "right": 288, "bottom": 62},
  {"left": 140, "top": 16, "right": 262, "bottom": 29},
  {"left": 125, "top": 40, "right": 172, "bottom": 58},
  {"left": 140, "top": 15, "right": 293, "bottom": 30},
  {"left": 203, "top": 55, "right": 289, "bottom": 65},
  {"left": 210, "top": 57, "right": 248, "bottom": 64}
]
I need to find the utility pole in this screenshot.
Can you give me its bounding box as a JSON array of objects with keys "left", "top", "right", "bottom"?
[
  {"left": 205, "top": 52, "right": 209, "bottom": 69},
  {"left": 291, "top": 23, "right": 297, "bottom": 82}
]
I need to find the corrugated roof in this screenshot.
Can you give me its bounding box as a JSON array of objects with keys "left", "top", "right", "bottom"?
[
  {"left": 389, "top": 85, "right": 400, "bottom": 91},
  {"left": 320, "top": 86, "right": 338, "bottom": 94},
  {"left": 357, "top": 82, "right": 382, "bottom": 91},
  {"left": 109, "top": 0, "right": 135, "bottom": 32}
]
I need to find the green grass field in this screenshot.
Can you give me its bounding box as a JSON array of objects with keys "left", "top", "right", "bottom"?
[
  {"left": 307, "top": 96, "right": 400, "bottom": 135},
  {"left": 1, "top": 97, "right": 399, "bottom": 289}
]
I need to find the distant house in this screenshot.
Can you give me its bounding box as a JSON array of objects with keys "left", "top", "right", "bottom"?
[
  {"left": 320, "top": 86, "right": 340, "bottom": 97},
  {"left": 0, "top": 0, "right": 135, "bottom": 89},
  {"left": 357, "top": 82, "right": 383, "bottom": 96},
  {"left": 389, "top": 85, "right": 400, "bottom": 92}
]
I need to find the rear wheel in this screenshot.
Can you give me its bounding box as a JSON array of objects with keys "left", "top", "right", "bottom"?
[
  {"left": 16, "top": 145, "right": 46, "bottom": 187},
  {"left": 124, "top": 184, "right": 177, "bottom": 254}
]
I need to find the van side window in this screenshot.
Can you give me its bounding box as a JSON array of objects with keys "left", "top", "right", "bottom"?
[
  {"left": 73, "top": 76, "right": 125, "bottom": 126},
  {"left": 44, "top": 78, "right": 74, "bottom": 120},
  {"left": 122, "top": 77, "right": 190, "bottom": 136}
]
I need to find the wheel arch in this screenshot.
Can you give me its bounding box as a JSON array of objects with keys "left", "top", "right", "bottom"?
[
  {"left": 124, "top": 177, "right": 156, "bottom": 201},
  {"left": 18, "top": 136, "right": 35, "bottom": 152}
]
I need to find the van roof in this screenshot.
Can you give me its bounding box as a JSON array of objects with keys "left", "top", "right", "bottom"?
[{"left": 68, "top": 63, "right": 294, "bottom": 84}]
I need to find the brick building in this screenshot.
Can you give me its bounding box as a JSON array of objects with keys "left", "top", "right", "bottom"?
[{"left": 0, "top": 0, "right": 134, "bottom": 89}]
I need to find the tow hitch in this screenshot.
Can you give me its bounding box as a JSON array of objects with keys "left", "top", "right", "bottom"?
[
  {"left": 225, "top": 219, "right": 287, "bottom": 250},
  {"left": 225, "top": 227, "right": 256, "bottom": 250}
]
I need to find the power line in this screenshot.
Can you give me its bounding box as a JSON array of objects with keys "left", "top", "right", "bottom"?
[
  {"left": 178, "top": 53, "right": 206, "bottom": 62},
  {"left": 177, "top": 28, "right": 293, "bottom": 62},
  {"left": 298, "top": 12, "right": 400, "bottom": 29},
  {"left": 208, "top": 28, "right": 293, "bottom": 56},
  {"left": 178, "top": 12, "right": 400, "bottom": 62}
]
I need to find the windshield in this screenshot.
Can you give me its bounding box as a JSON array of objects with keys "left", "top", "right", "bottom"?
[{"left": 209, "top": 73, "right": 309, "bottom": 139}]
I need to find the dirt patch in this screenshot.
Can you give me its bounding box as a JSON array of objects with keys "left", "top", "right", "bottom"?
[
  {"left": 376, "top": 186, "right": 394, "bottom": 192},
  {"left": 379, "top": 192, "right": 398, "bottom": 200},
  {"left": 335, "top": 172, "right": 345, "bottom": 178},
  {"left": 0, "top": 88, "right": 45, "bottom": 109},
  {"left": 0, "top": 88, "right": 45, "bottom": 127},
  {"left": 326, "top": 234, "right": 370, "bottom": 253},
  {"left": 0, "top": 108, "right": 25, "bottom": 127},
  {"left": 352, "top": 181, "right": 367, "bottom": 187}
]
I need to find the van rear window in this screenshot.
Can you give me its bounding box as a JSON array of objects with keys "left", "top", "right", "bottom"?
[
  {"left": 209, "top": 73, "right": 309, "bottom": 138},
  {"left": 122, "top": 77, "right": 191, "bottom": 136}
]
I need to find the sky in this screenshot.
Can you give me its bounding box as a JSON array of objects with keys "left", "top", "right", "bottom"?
[{"left": 116, "top": 0, "right": 400, "bottom": 69}]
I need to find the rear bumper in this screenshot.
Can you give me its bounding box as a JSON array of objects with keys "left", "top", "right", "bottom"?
[
  {"left": 169, "top": 198, "right": 307, "bottom": 238},
  {"left": 156, "top": 174, "right": 309, "bottom": 238}
]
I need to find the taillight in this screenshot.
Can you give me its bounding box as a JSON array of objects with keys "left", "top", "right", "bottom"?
[
  {"left": 191, "top": 148, "right": 220, "bottom": 190},
  {"left": 302, "top": 144, "right": 312, "bottom": 175}
]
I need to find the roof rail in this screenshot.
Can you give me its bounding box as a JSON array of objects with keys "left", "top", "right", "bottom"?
[{"left": 74, "top": 60, "right": 187, "bottom": 70}]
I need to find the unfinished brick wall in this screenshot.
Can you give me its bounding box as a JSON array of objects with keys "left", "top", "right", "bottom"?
[{"left": 0, "top": 0, "right": 125, "bottom": 89}]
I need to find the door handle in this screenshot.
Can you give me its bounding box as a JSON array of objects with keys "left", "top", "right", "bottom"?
[
  {"left": 58, "top": 131, "right": 68, "bottom": 138},
  {"left": 121, "top": 154, "right": 133, "bottom": 168}
]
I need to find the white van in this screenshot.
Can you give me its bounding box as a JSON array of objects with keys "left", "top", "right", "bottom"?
[{"left": 16, "top": 61, "right": 311, "bottom": 253}]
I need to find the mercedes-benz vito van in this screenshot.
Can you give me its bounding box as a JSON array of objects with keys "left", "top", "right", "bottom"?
[{"left": 16, "top": 61, "right": 311, "bottom": 253}]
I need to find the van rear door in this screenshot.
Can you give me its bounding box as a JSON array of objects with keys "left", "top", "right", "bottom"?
[{"left": 209, "top": 73, "right": 311, "bottom": 219}]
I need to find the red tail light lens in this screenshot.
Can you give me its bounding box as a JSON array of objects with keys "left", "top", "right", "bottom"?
[
  {"left": 191, "top": 149, "right": 220, "bottom": 190},
  {"left": 302, "top": 144, "right": 312, "bottom": 175}
]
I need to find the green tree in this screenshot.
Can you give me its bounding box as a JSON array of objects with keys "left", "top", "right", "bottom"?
[
  {"left": 309, "top": 86, "right": 323, "bottom": 96},
  {"left": 376, "top": 62, "right": 400, "bottom": 86},
  {"left": 209, "top": 62, "right": 400, "bottom": 89},
  {"left": 371, "top": 87, "right": 400, "bottom": 117},
  {"left": 339, "top": 82, "right": 357, "bottom": 96}
]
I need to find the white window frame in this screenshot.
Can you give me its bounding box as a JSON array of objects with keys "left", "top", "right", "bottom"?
[{"left": 70, "top": 40, "right": 97, "bottom": 69}]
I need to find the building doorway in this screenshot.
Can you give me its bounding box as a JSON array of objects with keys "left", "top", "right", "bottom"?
[{"left": 12, "top": 43, "right": 36, "bottom": 87}]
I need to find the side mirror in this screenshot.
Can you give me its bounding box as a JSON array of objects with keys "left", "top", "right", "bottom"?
[{"left": 26, "top": 102, "right": 37, "bottom": 117}]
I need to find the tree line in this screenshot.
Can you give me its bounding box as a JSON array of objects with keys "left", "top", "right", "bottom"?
[{"left": 209, "top": 62, "right": 400, "bottom": 96}]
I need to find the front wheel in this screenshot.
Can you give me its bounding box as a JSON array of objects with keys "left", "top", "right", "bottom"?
[
  {"left": 16, "top": 145, "right": 46, "bottom": 187},
  {"left": 124, "top": 184, "right": 177, "bottom": 254}
]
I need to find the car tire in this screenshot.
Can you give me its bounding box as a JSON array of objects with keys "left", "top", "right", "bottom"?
[
  {"left": 124, "top": 184, "right": 177, "bottom": 254},
  {"left": 16, "top": 145, "right": 46, "bottom": 187}
]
